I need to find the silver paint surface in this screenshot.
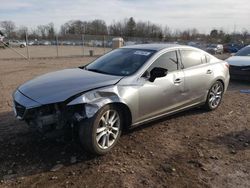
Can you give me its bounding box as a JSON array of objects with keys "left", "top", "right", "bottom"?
[
  {"left": 13, "top": 44, "right": 230, "bottom": 126},
  {"left": 18, "top": 68, "right": 122, "bottom": 104}
]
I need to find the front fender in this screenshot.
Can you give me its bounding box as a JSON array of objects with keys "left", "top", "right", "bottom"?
[{"left": 67, "top": 86, "right": 127, "bottom": 118}]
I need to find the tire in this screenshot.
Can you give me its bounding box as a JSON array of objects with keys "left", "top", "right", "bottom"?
[
  {"left": 79, "top": 105, "right": 123, "bottom": 155},
  {"left": 20, "top": 44, "right": 25, "bottom": 48},
  {"left": 204, "top": 81, "right": 224, "bottom": 111}
]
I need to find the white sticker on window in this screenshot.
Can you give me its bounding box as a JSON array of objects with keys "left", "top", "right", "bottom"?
[{"left": 134, "top": 51, "right": 151, "bottom": 56}]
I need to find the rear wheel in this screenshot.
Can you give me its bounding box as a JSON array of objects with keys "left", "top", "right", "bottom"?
[
  {"left": 204, "top": 81, "right": 224, "bottom": 110},
  {"left": 79, "top": 105, "right": 123, "bottom": 155}
]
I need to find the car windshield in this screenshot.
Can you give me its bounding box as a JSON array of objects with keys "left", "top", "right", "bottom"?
[
  {"left": 85, "top": 48, "right": 156, "bottom": 76},
  {"left": 235, "top": 47, "right": 250, "bottom": 56},
  {"left": 209, "top": 44, "right": 217, "bottom": 48}
]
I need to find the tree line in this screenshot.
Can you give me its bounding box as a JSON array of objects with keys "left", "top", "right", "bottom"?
[{"left": 0, "top": 17, "right": 249, "bottom": 44}]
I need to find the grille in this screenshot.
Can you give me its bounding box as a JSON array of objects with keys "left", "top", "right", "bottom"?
[
  {"left": 14, "top": 101, "right": 26, "bottom": 118},
  {"left": 230, "top": 65, "right": 250, "bottom": 71}
]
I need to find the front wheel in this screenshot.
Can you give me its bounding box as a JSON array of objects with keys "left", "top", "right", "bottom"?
[
  {"left": 79, "top": 105, "right": 123, "bottom": 155},
  {"left": 204, "top": 81, "right": 224, "bottom": 110}
]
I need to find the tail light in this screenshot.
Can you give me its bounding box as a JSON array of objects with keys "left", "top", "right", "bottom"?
[{"left": 224, "top": 62, "right": 230, "bottom": 69}]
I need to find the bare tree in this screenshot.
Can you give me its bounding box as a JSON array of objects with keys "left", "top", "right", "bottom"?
[
  {"left": 164, "top": 26, "right": 172, "bottom": 40},
  {"left": 37, "top": 25, "right": 48, "bottom": 38},
  {"left": 47, "top": 23, "right": 55, "bottom": 39},
  {"left": 242, "top": 29, "right": 249, "bottom": 44},
  {"left": 210, "top": 29, "right": 218, "bottom": 38},
  {"left": 90, "top": 20, "right": 108, "bottom": 35},
  {"left": 0, "top": 20, "right": 16, "bottom": 37},
  {"left": 60, "top": 20, "right": 107, "bottom": 36},
  {"left": 190, "top": 28, "right": 199, "bottom": 39},
  {"left": 135, "top": 21, "right": 147, "bottom": 37},
  {"left": 17, "top": 26, "right": 28, "bottom": 39},
  {"left": 108, "top": 21, "right": 124, "bottom": 36}
]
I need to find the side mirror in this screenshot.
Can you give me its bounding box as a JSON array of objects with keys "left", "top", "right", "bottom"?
[{"left": 149, "top": 67, "right": 168, "bottom": 82}]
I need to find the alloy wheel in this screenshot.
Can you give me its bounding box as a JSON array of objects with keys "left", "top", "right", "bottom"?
[
  {"left": 95, "top": 110, "right": 120, "bottom": 149},
  {"left": 208, "top": 82, "right": 223, "bottom": 109}
]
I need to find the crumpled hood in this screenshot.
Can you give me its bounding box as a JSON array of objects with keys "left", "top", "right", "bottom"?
[
  {"left": 18, "top": 68, "right": 122, "bottom": 104},
  {"left": 226, "top": 56, "right": 250, "bottom": 66}
]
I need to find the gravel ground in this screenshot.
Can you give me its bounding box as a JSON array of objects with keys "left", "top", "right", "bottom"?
[{"left": 0, "top": 56, "right": 249, "bottom": 188}]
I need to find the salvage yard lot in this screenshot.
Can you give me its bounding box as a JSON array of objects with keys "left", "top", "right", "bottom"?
[{"left": 0, "top": 57, "right": 250, "bottom": 188}]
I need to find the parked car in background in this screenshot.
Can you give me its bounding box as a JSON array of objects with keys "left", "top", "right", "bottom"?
[
  {"left": 187, "top": 42, "right": 206, "bottom": 51},
  {"left": 223, "top": 43, "right": 243, "bottom": 53},
  {"left": 226, "top": 45, "right": 250, "bottom": 81},
  {"left": 28, "top": 40, "right": 40, "bottom": 46},
  {"left": 28, "top": 41, "right": 35, "bottom": 46},
  {"left": 39, "top": 41, "right": 51, "bottom": 45},
  {"left": 206, "top": 44, "right": 224, "bottom": 54},
  {"left": 6, "top": 40, "right": 26, "bottom": 48},
  {"left": 0, "top": 31, "right": 5, "bottom": 48},
  {"left": 13, "top": 44, "right": 230, "bottom": 155},
  {"left": 0, "top": 34, "right": 4, "bottom": 42},
  {"left": 124, "top": 41, "right": 137, "bottom": 46}
]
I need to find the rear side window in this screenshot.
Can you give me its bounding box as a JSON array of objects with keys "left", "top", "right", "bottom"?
[
  {"left": 181, "top": 50, "right": 206, "bottom": 68},
  {"left": 149, "top": 51, "right": 178, "bottom": 72}
]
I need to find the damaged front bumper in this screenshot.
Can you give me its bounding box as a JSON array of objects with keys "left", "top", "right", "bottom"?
[
  {"left": 13, "top": 89, "right": 80, "bottom": 133},
  {"left": 12, "top": 85, "right": 128, "bottom": 134},
  {"left": 13, "top": 90, "right": 41, "bottom": 119}
]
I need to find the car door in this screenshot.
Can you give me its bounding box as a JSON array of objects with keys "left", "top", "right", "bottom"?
[
  {"left": 136, "top": 50, "right": 185, "bottom": 123},
  {"left": 179, "top": 49, "right": 214, "bottom": 105}
]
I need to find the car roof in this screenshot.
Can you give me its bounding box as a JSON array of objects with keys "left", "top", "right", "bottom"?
[{"left": 122, "top": 43, "right": 182, "bottom": 51}]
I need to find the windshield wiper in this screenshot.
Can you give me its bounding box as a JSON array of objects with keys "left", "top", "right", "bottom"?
[{"left": 86, "top": 68, "right": 108, "bottom": 75}]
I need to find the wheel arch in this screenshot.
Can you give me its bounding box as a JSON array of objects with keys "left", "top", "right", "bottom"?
[
  {"left": 86, "top": 102, "right": 132, "bottom": 130},
  {"left": 216, "top": 79, "right": 225, "bottom": 93},
  {"left": 111, "top": 102, "right": 132, "bottom": 130},
  {"left": 209, "top": 77, "right": 226, "bottom": 93},
  {"left": 68, "top": 92, "right": 133, "bottom": 129}
]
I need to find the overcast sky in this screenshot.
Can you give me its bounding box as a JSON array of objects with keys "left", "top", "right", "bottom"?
[{"left": 0, "top": 0, "right": 250, "bottom": 33}]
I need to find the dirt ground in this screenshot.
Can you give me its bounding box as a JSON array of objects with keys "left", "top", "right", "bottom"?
[{"left": 0, "top": 56, "right": 249, "bottom": 188}]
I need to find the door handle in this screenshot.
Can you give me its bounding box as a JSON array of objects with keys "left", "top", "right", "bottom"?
[
  {"left": 207, "top": 70, "right": 213, "bottom": 74},
  {"left": 174, "top": 78, "right": 182, "bottom": 84}
]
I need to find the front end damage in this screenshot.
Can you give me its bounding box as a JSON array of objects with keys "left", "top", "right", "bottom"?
[{"left": 13, "top": 86, "right": 125, "bottom": 134}]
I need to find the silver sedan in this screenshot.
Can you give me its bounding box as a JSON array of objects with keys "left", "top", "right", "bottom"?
[{"left": 13, "top": 44, "right": 230, "bottom": 155}]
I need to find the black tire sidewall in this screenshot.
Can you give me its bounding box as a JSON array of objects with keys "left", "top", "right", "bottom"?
[
  {"left": 79, "top": 104, "right": 123, "bottom": 155},
  {"left": 205, "top": 81, "right": 224, "bottom": 110}
]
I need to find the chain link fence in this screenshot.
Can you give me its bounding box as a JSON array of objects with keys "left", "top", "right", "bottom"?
[{"left": 0, "top": 34, "right": 164, "bottom": 60}]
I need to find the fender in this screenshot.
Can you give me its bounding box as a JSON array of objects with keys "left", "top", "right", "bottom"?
[{"left": 67, "top": 86, "right": 128, "bottom": 118}]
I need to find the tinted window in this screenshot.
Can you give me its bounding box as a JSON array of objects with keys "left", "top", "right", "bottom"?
[
  {"left": 149, "top": 51, "right": 178, "bottom": 72},
  {"left": 86, "top": 48, "right": 156, "bottom": 76},
  {"left": 181, "top": 50, "right": 205, "bottom": 68},
  {"left": 235, "top": 47, "right": 250, "bottom": 56}
]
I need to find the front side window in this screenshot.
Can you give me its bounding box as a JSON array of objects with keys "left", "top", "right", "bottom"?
[
  {"left": 148, "top": 51, "right": 178, "bottom": 72},
  {"left": 86, "top": 48, "right": 156, "bottom": 76},
  {"left": 181, "top": 50, "right": 205, "bottom": 68}
]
